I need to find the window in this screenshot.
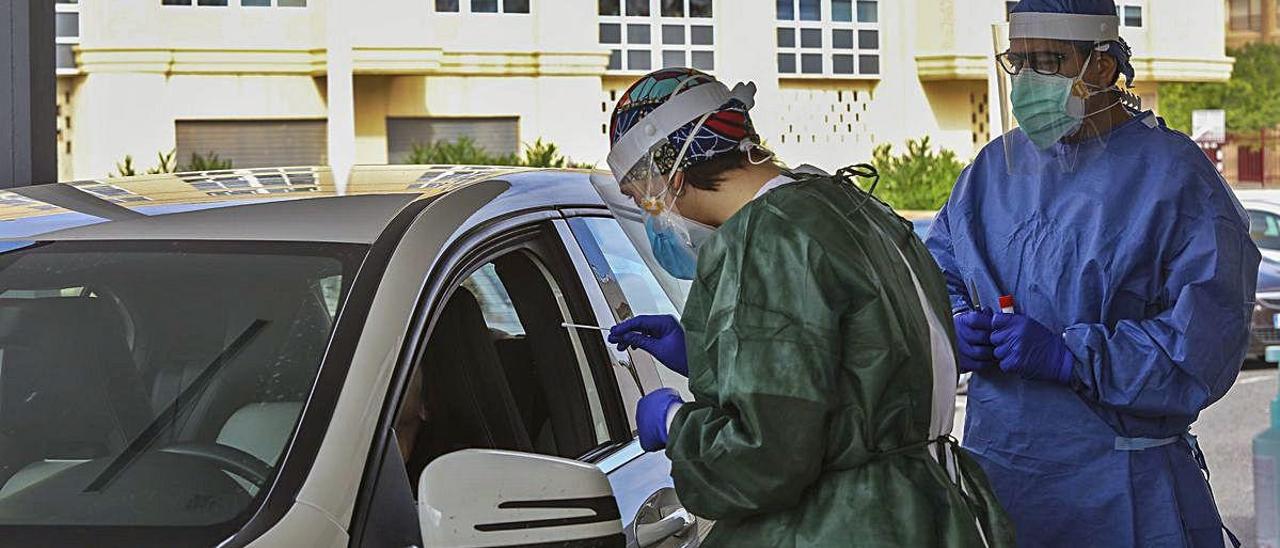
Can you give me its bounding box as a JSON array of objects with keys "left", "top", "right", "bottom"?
[
  {"left": 54, "top": 1, "right": 79, "bottom": 74},
  {"left": 1251, "top": 210, "right": 1280, "bottom": 251},
  {"left": 0, "top": 241, "right": 364, "bottom": 533},
  {"left": 396, "top": 249, "right": 617, "bottom": 483},
  {"left": 434, "top": 0, "right": 527, "bottom": 13},
  {"left": 1230, "top": 0, "right": 1263, "bottom": 31},
  {"left": 568, "top": 218, "right": 681, "bottom": 317},
  {"left": 1115, "top": 0, "right": 1143, "bottom": 28},
  {"left": 600, "top": 0, "right": 715, "bottom": 72},
  {"left": 777, "top": 0, "right": 880, "bottom": 77}
]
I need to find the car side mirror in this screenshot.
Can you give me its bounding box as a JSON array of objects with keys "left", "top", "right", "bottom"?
[{"left": 418, "top": 449, "right": 625, "bottom": 547}]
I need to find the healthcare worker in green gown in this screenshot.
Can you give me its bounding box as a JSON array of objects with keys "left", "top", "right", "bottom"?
[{"left": 598, "top": 67, "right": 1015, "bottom": 547}]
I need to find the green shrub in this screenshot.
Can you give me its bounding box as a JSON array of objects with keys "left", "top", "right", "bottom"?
[
  {"left": 867, "top": 137, "right": 965, "bottom": 211},
  {"left": 405, "top": 137, "right": 593, "bottom": 168},
  {"left": 182, "top": 152, "right": 234, "bottom": 172},
  {"left": 520, "top": 138, "right": 568, "bottom": 168},
  {"left": 145, "top": 150, "right": 177, "bottom": 175},
  {"left": 111, "top": 155, "right": 139, "bottom": 178},
  {"left": 406, "top": 137, "right": 517, "bottom": 165},
  {"left": 112, "top": 150, "right": 232, "bottom": 177}
]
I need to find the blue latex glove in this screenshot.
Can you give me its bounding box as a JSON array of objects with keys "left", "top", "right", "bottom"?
[
  {"left": 954, "top": 309, "right": 996, "bottom": 373},
  {"left": 608, "top": 315, "right": 688, "bottom": 376},
  {"left": 636, "top": 388, "right": 684, "bottom": 452},
  {"left": 990, "top": 312, "right": 1075, "bottom": 384}
]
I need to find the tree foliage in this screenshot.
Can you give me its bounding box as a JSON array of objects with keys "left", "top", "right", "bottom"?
[
  {"left": 1160, "top": 43, "right": 1280, "bottom": 136},
  {"left": 867, "top": 136, "right": 965, "bottom": 210}
]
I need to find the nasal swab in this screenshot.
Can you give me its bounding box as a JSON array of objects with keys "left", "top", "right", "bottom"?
[{"left": 562, "top": 322, "right": 612, "bottom": 332}]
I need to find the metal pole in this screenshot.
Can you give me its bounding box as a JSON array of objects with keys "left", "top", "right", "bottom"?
[{"left": 0, "top": 0, "right": 56, "bottom": 188}]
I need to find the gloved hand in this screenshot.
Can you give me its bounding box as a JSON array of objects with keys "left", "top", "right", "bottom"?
[
  {"left": 636, "top": 388, "right": 684, "bottom": 452},
  {"left": 990, "top": 313, "right": 1075, "bottom": 384},
  {"left": 608, "top": 315, "right": 688, "bottom": 376},
  {"left": 953, "top": 309, "right": 996, "bottom": 373}
]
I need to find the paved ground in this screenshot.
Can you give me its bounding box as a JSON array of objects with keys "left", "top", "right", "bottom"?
[{"left": 952, "top": 366, "right": 1276, "bottom": 546}]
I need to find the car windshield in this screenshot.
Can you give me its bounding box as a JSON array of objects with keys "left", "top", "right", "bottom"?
[{"left": 0, "top": 240, "right": 365, "bottom": 534}]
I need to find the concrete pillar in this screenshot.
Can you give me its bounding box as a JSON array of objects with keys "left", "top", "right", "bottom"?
[
  {"left": 1264, "top": 0, "right": 1278, "bottom": 43},
  {"left": 0, "top": 0, "right": 56, "bottom": 188},
  {"left": 326, "top": 0, "right": 356, "bottom": 194}
]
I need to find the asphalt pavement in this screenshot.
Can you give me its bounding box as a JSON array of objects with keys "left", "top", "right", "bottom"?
[{"left": 952, "top": 367, "right": 1277, "bottom": 546}]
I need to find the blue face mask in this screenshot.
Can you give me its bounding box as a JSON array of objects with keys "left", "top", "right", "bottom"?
[{"left": 644, "top": 215, "right": 699, "bottom": 280}]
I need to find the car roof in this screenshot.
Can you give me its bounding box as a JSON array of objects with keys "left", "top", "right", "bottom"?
[
  {"left": 0, "top": 166, "right": 607, "bottom": 244},
  {"left": 1242, "top": 198, "right": 1280, "bottom": 214}
]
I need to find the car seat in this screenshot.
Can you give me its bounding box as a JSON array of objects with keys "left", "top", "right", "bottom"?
[
  {"left": 412, "top": 288, "right": 533, "bottom": 469},
  {"left": 0, "top": 297, "right": 151, "bottom": 496}
]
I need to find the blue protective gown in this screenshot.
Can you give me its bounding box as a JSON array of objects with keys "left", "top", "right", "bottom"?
[{"left": 926, "top": 112, "right": 1259, "bottom": 547}]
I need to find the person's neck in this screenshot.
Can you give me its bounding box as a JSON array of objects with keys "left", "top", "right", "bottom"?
[
  {"left": 1068, "top": 91, "right": 1134, "bottom": 142},
  {"left": 702, "top": 163, "right": 782, "bottom": 226}
]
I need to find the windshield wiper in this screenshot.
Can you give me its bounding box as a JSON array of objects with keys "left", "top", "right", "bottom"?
[{"left": 85, "top": 319, "right": 270, "bottom": 493}]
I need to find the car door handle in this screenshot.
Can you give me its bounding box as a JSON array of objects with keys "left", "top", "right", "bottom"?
[{"left": 635, "top": 507, "right": 695, "bottom": 547}]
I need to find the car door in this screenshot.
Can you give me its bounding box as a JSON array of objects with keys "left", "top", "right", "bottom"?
[
  {"left": 349, "top": 218, "right": 682, "bottom": 548},
  {"left": 556, "top": 215, "right": 708, "bottom": 547}
]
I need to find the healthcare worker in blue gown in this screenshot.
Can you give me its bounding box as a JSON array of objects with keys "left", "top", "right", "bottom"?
[{"left": 925, "top": 1, "right": 1260, "bottom": 546}]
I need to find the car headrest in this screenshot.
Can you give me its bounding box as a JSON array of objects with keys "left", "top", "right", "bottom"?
[{"left": 0, "top": 297, "right": 150, "bottom": 459}]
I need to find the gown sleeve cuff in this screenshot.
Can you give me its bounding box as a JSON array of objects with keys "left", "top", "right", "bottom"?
[{"left": 666, "top": 402, "right": 684, "bottom": 431}]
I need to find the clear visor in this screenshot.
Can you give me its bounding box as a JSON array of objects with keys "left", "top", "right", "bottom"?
[
  {"left": 591, "top": 157, "right": 712, "bottom": 307},
  {"left": 992, "top": 22, "right": 1136, "bottom": 175}
]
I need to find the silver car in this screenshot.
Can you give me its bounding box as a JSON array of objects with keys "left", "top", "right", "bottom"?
[{"left": 0, "top": 166, "right": 703, "bottom": 547}]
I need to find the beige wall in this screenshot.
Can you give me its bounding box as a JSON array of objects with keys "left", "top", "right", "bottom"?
[
  {"left": 70, "top": 74, "right": 327, "bottom": 177},
  {"left": 82, "top": 0, "right": 321, "bottom": 50}
]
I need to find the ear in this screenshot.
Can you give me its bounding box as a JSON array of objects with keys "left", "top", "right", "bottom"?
[
  {"left": 670, "top": 170, "right": 687, "bottom": 196},
  {"left": 1091, "top": 52, "right": 1119, "bottom": 87}
]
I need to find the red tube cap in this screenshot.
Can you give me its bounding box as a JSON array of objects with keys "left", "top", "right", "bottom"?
[{"left": 998, "top": 295, "right": 1015, "bottom": 311}]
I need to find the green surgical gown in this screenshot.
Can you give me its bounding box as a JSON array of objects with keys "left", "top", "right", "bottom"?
[{"left": 667, "top": 176, "right": 1015, "bottom": 547}]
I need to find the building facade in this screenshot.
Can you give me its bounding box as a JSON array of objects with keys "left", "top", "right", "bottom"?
[
  {"left": 1227, "top": 0, "right": 1278, "bottom": 48},
  {"left": 53, "top": 0, "right": 1232, "bottom": 181},
  {"left": 1220, "top": 0, "right": 1279, "bottom": 187}
]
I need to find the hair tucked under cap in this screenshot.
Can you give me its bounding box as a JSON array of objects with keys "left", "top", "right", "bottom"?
[{"left": 1010, "top": 0, "right": 1137, "bottom": 86}]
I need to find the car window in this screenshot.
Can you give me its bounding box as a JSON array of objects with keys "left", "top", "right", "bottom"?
[
  {"left": 0, "top": 241, "right": 365, "bottom": 532},
  {"left": 397, "top": 250, "right": 612, "bottom": 484},
  {"left": 570, "top": 217, "right": 679, "bottom": 318},
  {"left": 567, "top": 217, "right": 691, "bottom": 398},
  {"left": 1250, "top": 210, "right": 1280, "bottom": 250}
]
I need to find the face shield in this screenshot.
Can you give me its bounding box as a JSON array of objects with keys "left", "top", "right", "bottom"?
[
  {"left": 593, "top": 80, "right": 757, "bottom": 281},
  {"left": 993, "top": 13, "right": 1141, "bottom": 175}
]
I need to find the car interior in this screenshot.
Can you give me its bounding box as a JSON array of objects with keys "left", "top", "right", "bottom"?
[
  {"left": 0, "top": 247, "right": 350, "bottom": 508},
  {"left": 400, "top": 250, "right": 602, "bottom": 485}
]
